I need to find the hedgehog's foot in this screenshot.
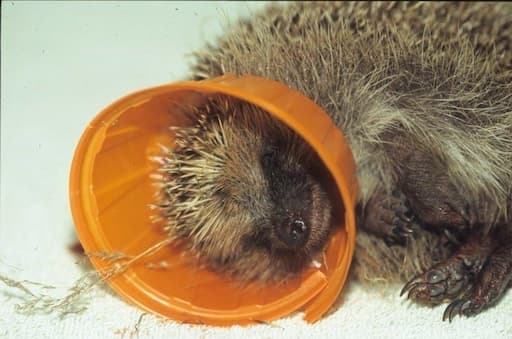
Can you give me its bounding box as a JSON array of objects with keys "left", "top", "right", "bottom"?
[
  {"left": 400, "top": 231, "right": 507, "bottom": 320},
  {"left": 361, "top": 190, "right": 415, "bottom": 246},
  {"left": 442, "top": 229, "right": 512, "bottom": 321}
]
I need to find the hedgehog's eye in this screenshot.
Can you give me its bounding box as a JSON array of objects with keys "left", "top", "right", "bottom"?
[
  {"left": 276, "top": 217, "right": 309, "bottom": 248},
  {"left": 260, "top": 149, "right": 276, "bottom": 169}
]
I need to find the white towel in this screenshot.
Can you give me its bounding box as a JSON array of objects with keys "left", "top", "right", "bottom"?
[{"left": 1, "top": 2, "right": 510, "bottom": 338}]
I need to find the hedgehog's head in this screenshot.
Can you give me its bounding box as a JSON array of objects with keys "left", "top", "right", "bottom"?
[{"left": 158, "top": 95, "right": 333, "bottom": 282}]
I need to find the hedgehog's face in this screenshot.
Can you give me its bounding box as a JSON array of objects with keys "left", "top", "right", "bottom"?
[
  {"left": 258, "top": 144, "right": 332, "bottom": 251},
  {"left": 201, "top": 135, "right": 333, "bottom": 282},
  {"left": 161, "top": 100, "right": 333, "bottom": 282}
]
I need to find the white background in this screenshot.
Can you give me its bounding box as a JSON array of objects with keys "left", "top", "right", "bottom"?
[{"left": 1, "top": 1, "right": 511, "bottom": 338}]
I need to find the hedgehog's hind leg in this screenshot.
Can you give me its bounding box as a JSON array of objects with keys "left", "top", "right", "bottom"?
[
  {"left": 393, "top": 150, "right": 512, "bottom": 319},
  {"left": 359, "top": 189, "right": 416, "bottom": 246},
  {"left": 400, "top": 232, "right": 497, "bottom": 307},
  {"left": 442, "top": 227, "right": 512, "bottom": 321},
  {"left": 401, "top": 226, "right": 512, "bottom": 321}
]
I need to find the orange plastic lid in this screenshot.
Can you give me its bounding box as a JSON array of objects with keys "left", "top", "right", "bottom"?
[{"left": 69, "top": 75, "right": 358, "bottom": 326}]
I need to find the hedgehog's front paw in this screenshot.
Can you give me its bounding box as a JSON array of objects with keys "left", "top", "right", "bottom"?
[
  {"left": 400, "top": 256, "right": 472, "bottom": 305},
  {"left": 361, "top": 190, "right": 415, "bottom": 246}
]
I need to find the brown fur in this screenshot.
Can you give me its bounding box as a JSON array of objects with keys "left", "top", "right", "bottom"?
[{"left": 184, "top": 1, "right": 512, "bottom": 285}]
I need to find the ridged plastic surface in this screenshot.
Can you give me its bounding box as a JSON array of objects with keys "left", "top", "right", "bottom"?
[{"left": 69, "top": 75, "right": 358, "bottom": 326}]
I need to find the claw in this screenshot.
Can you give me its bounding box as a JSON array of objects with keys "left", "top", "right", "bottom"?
[
  {"left": 404, "top": 209, "right": 415, "bottom": 220},
  {"left": 443, "top": 300, "right": 463, "bottom": 322},
  {"left": 386, "top": 223, "right": 415, "bottom": 246},
  {"left": 400, "top": 276, "right": 422, "bottom": 297},
  {"left": 459, "top": 300, "right": 472, "bottom": 316},
  {"left": 443, "top": 300, "right": 455, "bottom": 322},
  {"left": 449, "top": 301, "right": 462, "bottom": 322},
  {"left": 395, "top": 224, "right": 414, "bottom": 236},
  {"left": 407, "top": 287, "right": 420, "bottom": 300},
  {"left": 392, "top": 226, "right": 412, "bottom": 238},
  {"left": 364, "top": 190, "right": 415, "bottom": 246},
  {"left": 398, "top": 214, "right": 412, "bottom": 223}
]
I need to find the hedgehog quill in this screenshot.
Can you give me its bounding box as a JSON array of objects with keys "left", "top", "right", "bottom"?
[{"left": 155, "top": 2, "right": 512, "bottom": 321}]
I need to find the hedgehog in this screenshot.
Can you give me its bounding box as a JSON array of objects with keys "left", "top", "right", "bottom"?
[{"left": 155, "top": 2, "right": 512, "bottom": 321}]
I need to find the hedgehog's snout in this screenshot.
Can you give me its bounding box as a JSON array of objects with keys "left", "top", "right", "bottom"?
[{"left": 275, "top": 216, "right": 310, "bottom": 249}]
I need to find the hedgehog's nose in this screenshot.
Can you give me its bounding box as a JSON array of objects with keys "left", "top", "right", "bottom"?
[{"left": 276, "top": 217, "right": 310, "bottom": 249}]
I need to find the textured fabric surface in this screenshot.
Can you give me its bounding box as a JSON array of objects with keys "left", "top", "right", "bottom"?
[{"left": 1, "top": 2, "right": 511, "bottom": 338}]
